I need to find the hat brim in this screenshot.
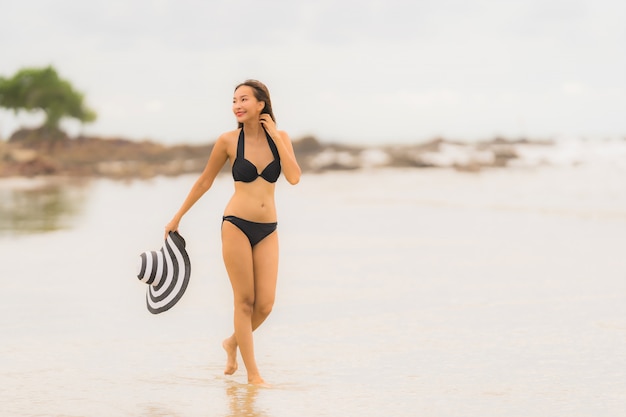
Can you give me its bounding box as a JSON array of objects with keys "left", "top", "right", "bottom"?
[{"left": 137, "top": 231, "right": 191, "bottom": 314}]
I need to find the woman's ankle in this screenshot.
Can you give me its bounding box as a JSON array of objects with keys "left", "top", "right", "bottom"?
[{"left": 247, "top": 374, "right": 266, "bottom": 386}]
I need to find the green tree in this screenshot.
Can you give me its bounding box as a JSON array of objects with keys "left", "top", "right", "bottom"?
[{"left": 0, "top": 66, "right": 97, "bottom": 133}]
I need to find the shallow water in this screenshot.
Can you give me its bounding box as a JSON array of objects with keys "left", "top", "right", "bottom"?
[{"left": 1, "top": 166, "right": 625, "bottom": 416}]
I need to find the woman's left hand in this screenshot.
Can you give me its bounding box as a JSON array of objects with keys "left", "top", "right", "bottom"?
[{"left": 259, "top": 114, "right": 279, "bottom": 139}]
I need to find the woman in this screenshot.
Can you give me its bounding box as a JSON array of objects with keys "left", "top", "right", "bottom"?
[{"left": 164, "top": 80, "right": 301, "bottom": 386}]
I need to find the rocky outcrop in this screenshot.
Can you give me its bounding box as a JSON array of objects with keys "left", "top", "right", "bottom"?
[
  {"left": 301, "top": 137, "right": 555, "bottom": 173},
  {"left": 0, "top": 129, "right": 558, "bottom": 178},
  {"left": 1, "top": 131, "right": 213, "bottom": 178}
]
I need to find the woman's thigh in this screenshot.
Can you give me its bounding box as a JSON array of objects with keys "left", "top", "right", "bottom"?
[
  {"left": 252, "top": 231, "right": 279, "bottom": 307},
  {"left": 222, "top": 221, "right": 254, "bottom": 301}
]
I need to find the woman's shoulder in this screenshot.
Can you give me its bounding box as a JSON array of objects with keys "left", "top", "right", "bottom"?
[
  {"left": 215, "top": 129, "right": 240, "bottom": 146},
  {"left": 218, "top": 128, "right": 240, "bottom": 140},
  {"left": 276, "top": 129, "right": 292, "bottom": 142},
  {"left": 212, "top": 129, "right": 240, "bottom": 158}
]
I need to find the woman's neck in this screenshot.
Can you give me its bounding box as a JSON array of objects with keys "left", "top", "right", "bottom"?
[{"left": 243, "top": 122, "right": 264, "bottom": 141}]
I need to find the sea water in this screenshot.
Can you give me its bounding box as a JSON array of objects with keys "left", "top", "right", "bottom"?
[{"left": 0, "top": 161, "right": 625, "bottom": 416}]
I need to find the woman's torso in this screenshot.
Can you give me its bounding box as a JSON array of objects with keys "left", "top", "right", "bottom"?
[{"left": 223, "top": 128, "right": 280, "bottom": 222}]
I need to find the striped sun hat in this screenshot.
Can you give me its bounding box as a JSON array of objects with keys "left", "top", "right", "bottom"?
[{"left": 136, "top": 231, "right": 191, "bottom": 314}]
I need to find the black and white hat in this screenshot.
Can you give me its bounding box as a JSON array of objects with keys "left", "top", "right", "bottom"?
[{"left": 136, "top": 231, "right": 191, "bottom": 314}]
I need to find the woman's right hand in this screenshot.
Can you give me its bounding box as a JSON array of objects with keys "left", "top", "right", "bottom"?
[{"left": 164, "top": 218, "right": 180, "bottom": 240}]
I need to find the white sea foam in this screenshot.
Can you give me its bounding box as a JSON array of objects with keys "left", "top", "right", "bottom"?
[
  {"left": 511, "top": 137, "right": 626, "bottom": 168},
  {"left": 308, "top": 137, "right": 626, "bottom": 171}
]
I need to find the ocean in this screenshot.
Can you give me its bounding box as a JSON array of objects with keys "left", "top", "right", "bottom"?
[{"left": 1, "top": 141, "right": 625, "bottom": 416}]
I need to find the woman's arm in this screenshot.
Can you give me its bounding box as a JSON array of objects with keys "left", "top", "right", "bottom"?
[
  {"left": 260, "top": 115, "right": 301, "bottom": 185},
  {"left": 274, "top": 130, "right": 301, "bottom": 185},
  {"left": 164, "top": 133, "right": 230, "bottom": 237}
]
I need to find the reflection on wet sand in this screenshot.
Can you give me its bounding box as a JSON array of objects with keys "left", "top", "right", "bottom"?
[
  {"left": 226, "top": 380, "right": 269, "bottom": 417},
  {"left": 140, "top": 405, "right": 182, "bottom": 417},
  {"left": 0, "top": 179, "right": 88, "bottom": 234}
]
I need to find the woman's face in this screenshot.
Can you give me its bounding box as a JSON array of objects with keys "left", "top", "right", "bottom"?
[{"left": 233, "top": 85, "right": 264, "bottom": 125}]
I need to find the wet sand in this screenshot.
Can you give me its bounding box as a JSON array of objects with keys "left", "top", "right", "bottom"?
[{"left": 1, "top": 166, "right": 625, "bottom": 416}]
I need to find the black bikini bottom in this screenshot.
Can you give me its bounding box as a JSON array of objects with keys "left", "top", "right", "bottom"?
[{"left": 222, "top": 215, "right": 277, "bottom": 247}]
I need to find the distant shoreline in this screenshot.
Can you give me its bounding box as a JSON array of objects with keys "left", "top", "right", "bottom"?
[{"left": 0, "top": 128, "right": 615, "bottom": 179}]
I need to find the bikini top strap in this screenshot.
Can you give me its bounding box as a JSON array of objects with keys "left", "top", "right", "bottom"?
[
  {"left": 264, "top": 128, "right": 280, "bottom": 159},
  {"left": 237, "top": 128, "right": 245, "bottom": 159}
]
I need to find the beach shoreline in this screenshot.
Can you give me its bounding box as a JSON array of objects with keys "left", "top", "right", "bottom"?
[{"left": 3, "top": 128, "right": 616, "bottom": 179}]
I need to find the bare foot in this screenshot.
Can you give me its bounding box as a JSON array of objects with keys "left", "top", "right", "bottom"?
[
  {"left": 248, "top": 375, "right": 270, "bottom": 387},
  {"left": 222, "top": 338, "right": 238, "bottom": 375}
]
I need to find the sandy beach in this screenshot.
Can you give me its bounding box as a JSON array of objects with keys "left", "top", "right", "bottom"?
[{"left": 0, "top": 163, "right": 625, "bottom": 416}]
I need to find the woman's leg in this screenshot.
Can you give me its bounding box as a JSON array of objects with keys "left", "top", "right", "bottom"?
[
  {"left": 221, "top": 222, "right": 278, "bottom": 384},
  {"left": 252, "top": 230, "right": 279, "bottom": 328},
  {"left": 222, "top": 221, "right": 257, "bottom": 381},
  {"left": 224, "top": 230, "right": 279, "bottom": 335}
]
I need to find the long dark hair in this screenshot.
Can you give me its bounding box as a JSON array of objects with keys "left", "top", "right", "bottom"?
[{"left": 235, "top": 79, "right": 276, "bottom": 128}]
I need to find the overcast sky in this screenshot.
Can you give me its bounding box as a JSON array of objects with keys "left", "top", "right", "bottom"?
[{"left": 1, "top": 0, "right": 624, "bottom": 145}]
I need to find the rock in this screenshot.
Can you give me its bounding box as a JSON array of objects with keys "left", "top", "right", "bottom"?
[
  {"left": 293, "top": 135, "right": 323, "bottom": 153},
  {"left": 0, "top": 127, "right": 562, "bottom": 178},
  {"left": 16, "top": 156, "right": 59, "bottom": 177},
  {"left": 491, "top": 145, "right": 518, "bottom": 167},
  {"left": 7, "top": 148, "right": 38, "bottom": 163},
  {"left": 9, "top": 127, "right": 69, "bottom": 145}
]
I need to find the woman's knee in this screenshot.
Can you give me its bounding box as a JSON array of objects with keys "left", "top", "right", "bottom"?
[
  {"left": 235, "top": 297, "right": 255, "bottom": 316},
  {"left": 255, "top": 300, "right": 274, "bottom": 317}
]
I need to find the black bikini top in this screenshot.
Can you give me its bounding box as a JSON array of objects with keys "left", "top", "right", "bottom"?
[{"left": 232, "top": 128, "right": 281, "bottom": 183}]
